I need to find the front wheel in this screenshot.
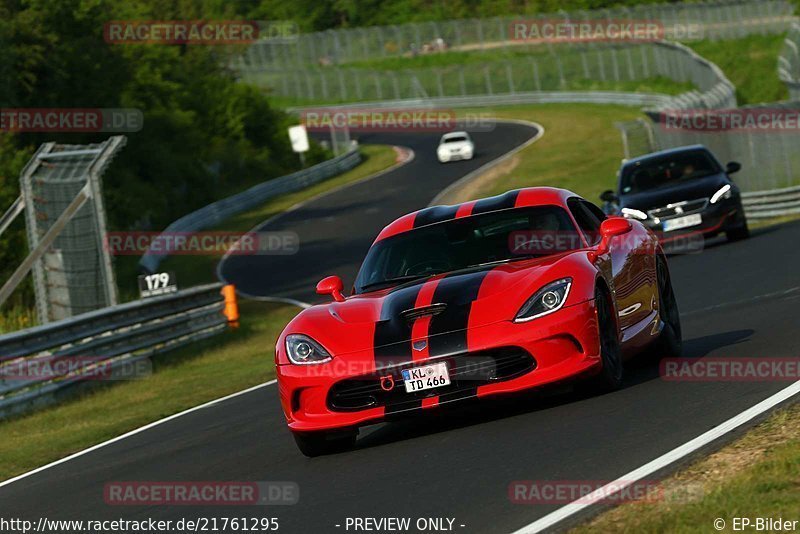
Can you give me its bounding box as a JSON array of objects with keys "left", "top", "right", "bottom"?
[
  {"left": 726, "top": 220, "right": 749, "bottom": 241},
  {"left": 590, "top": 286, "right": 623, "bottom": 391},
  {"left": 293, "top": 430, "right": 357, "bottom": 457},
  {"left": 653, "top": 257, "right": 682, "bottom": 359}
]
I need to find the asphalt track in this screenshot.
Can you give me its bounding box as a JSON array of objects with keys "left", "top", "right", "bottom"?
[{"left": 3, "top": 123, "right": 800, "bottom": 534}]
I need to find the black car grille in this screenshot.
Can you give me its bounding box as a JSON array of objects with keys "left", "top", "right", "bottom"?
[
  {"left": 327, "top": 347, "right": 536, "bottom": 412},
  {"left": 647, "top": 197, "right": 709, "bottom": 219}
]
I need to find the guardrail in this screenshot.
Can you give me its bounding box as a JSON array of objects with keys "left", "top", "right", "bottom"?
[
  {"left": 289, "top": 91, "right": 672, "bottom": 112},
  {"left": 139, "top": 147, "right": 361, "bottom": 273},
  {"left": 742, "top": 185, "right": 800, "bottom": 219},
  {"left": 0, "top": 283, "right": 228, "bottom": 419}
]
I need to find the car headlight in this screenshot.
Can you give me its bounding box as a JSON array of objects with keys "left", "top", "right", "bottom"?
[
  {"left": 710, "top": 184, "right": 732, "bottom": 203},
  {"left": 621, "top": 207, "right": 647, "bottom": 220},
  {"left": 514, "top": 277, "right": 572, "bottom": 322},
  {"left": 285, "top": 334, "right": 332, "bottom": 365}
]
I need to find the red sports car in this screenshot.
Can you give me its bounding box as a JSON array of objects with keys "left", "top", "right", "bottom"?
[{"left": 276, "top": 187, "right": 682, "bottom": 456}]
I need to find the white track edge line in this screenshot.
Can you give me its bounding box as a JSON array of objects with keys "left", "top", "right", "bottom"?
[
  {"left": 0, "top": 379, "right": 277, "bottom": 488},
  {"left": 510, "top": 379, "right": 800, "bottom": 534}
]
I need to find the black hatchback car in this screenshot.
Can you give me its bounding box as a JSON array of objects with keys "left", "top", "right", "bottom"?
[{"left": 601, "top": 145, "right": 749, "bottom": 243}]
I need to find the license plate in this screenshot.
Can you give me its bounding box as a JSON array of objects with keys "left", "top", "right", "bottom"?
[
  {"left": 663, "top": 213, "right": 702, "bottom": 232},
  {"left": 401, "top": 362, "right": 450, "bottom": 393}
]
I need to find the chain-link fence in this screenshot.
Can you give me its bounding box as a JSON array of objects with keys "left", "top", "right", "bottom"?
[
  {"left": 618, "top": 100, "right": 800, "bottom": 193},
  {"left": 20, "top": 138, "right": 124, "bottom": 323},
  {"left": 237, "top": 0, "right": 794, "bottom": 71},
  {"left": 249, "top": 40, "right": 736, "bottom": 110}
]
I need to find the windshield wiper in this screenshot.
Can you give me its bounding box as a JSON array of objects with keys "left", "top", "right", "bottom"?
[
  {"left": 360, "top": 272, "right": 442, "bottom": 292},
  {"left": 465, "top": 254, "right": 541, "bottom": 269}
]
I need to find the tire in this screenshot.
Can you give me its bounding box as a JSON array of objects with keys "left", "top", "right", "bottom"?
[
  {"left": 653, "top": 256, "right": 682, "bottom": 359},
  {"left": 292, "top": 430, "right": 357, "bottom": 457},
  {"left": 590, "top": 286, "right": 624, "bottom": 392},
  {"left": 726, "top": 220, "right": 749, "bottom": 241}
]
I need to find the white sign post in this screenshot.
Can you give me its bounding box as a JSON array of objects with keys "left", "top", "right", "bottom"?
[{"left": 288, "top": 125, "right": 309, "bottom": 167}]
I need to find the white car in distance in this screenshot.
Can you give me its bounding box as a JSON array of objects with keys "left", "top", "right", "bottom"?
[{"left": 437, "top": 131, "right": 474, "bottom": 163}]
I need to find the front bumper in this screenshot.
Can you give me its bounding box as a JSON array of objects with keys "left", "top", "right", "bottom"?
[
  {"left": 277, "top": 299, "right": 602, "bottom": 432},
  {"left": 438, "top": 150, "right": 473, "bottom": 163},
  {"left": 642, "top": 197, "right": 745, "bottom": 244}
]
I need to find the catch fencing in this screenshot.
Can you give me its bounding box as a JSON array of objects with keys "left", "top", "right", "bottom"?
[
  {"left": 239, "top": 0, "right": 794, "bottom": 70},
  {"left": 0, "top": 283, "right": 229, "bottom": 419},
  {"left": 251, "top": 40, "right": 736, "bottom": 111}
]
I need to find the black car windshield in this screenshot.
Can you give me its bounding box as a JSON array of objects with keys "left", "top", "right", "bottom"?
[
  {"left": 354, "top": 206, "right": 579, "bottom": 293},
  {"left": 620, "top": 150, "right": 722, "bottom": 194}
]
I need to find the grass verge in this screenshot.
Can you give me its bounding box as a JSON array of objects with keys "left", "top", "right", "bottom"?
[
  {"left": 688, "top": 34, "right": 788, "bottom": 105},
  {"left": 453, "top": 103, "right": 644, "bottom": 204},
  {"left": 573, "top": 402, "right": 800, "bottom": 533}
]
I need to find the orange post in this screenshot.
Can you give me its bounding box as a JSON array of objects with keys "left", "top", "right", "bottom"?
[{"left": 222, "top": 284, "right": 240, "bottom": 328}]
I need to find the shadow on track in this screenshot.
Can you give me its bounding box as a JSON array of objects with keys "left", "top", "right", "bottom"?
[{"left": 351, "top": 328, "right": 754, "bottom": 452}]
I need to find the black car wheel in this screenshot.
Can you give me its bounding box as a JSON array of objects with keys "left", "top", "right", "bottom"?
[
  {"left": 653, "top": 257, "right": 682, "bottom": 359},
  {"left": 726, "top": 220, "right": 750, "bottom": 241},
  {"left": 293, "top": 430, "right": 357, "bottom": 457},
  {"left": 591, "top": 286, "right": 623, "bottom": 391}
]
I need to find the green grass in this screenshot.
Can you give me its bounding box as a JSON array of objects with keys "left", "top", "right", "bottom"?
[
  {"left": 574, "top": 403, "right": 800, "bottom": 533},
  {"left": 458, "top": 103, "right": 643, "bottom": 203},
  {"left": 114, "top": 144, "right": 398, "bottom": 296},
  {"left": 689, "top": 34, "right": 788, "bottom": 105},
  {"left": 0, "top": 300, "right": 297, "bottom": 481}
]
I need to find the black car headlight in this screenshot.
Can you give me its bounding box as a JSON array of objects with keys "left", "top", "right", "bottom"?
[
  {"left": 285, "top": 334, "right": 332, "bottom": 365},
  {"left": 514, "top": 277, "right": 572, "bottom": 322},
  {"left": 710, "top": 184, "right": 733, "bottom": 204}
]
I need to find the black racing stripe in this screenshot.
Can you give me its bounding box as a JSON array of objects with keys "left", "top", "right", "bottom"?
[
  {"left": 373, "top": 284, "right": 423, "bottom": 370},
  {"left": 412, "top": 205, "right": 460, "bottom": 228},
  {"left": 427, "top": 270, "right": 490, "bottom": 357},
  {"left": 470, "top": 189, "right": 520, "bottom": 215}
]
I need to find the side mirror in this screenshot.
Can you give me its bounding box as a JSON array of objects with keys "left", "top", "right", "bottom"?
[
  {"left": 316, "top": 275, "right": 345, "bottom": 302},
  {"left": 726, "top": 161, "right": 741, "bottom": 174},
  {"left": 600, "top": 189, "right": 618, "bottom": 203},
  {"left": 589, "top": 217, "right": 632, "bottom": 261}
]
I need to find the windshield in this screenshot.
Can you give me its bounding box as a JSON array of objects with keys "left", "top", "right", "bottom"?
[
  {"left": 442, "top": 135, "right": 468, "bottom": 144},
  {"left": 620, "top": 150, "right": 721, "bottom": 194},
  {"left": 354, "top": 206, "right": 578, "bottom": 293}
]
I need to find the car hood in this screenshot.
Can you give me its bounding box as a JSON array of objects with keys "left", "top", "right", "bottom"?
[
  {"left": 620, "top": 173, "right": 729, "bottom": 212},
  {"left": 288, "top": 252, "right": 580, "bottom": 356}
]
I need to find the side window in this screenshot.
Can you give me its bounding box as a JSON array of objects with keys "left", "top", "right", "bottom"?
[
  {"left": 582, "top": 200, "right": 607, "bottom": 224},
  {"left": 567, "top": 198, "right": 602, "bottom": 246}
]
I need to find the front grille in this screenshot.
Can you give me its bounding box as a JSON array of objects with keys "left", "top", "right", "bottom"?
[
  {"left": 327, "top": 347, "right": 535, "bottom": 412},
  {"left": 648, "top": 197, "right": 709, "bottom": 219}
]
